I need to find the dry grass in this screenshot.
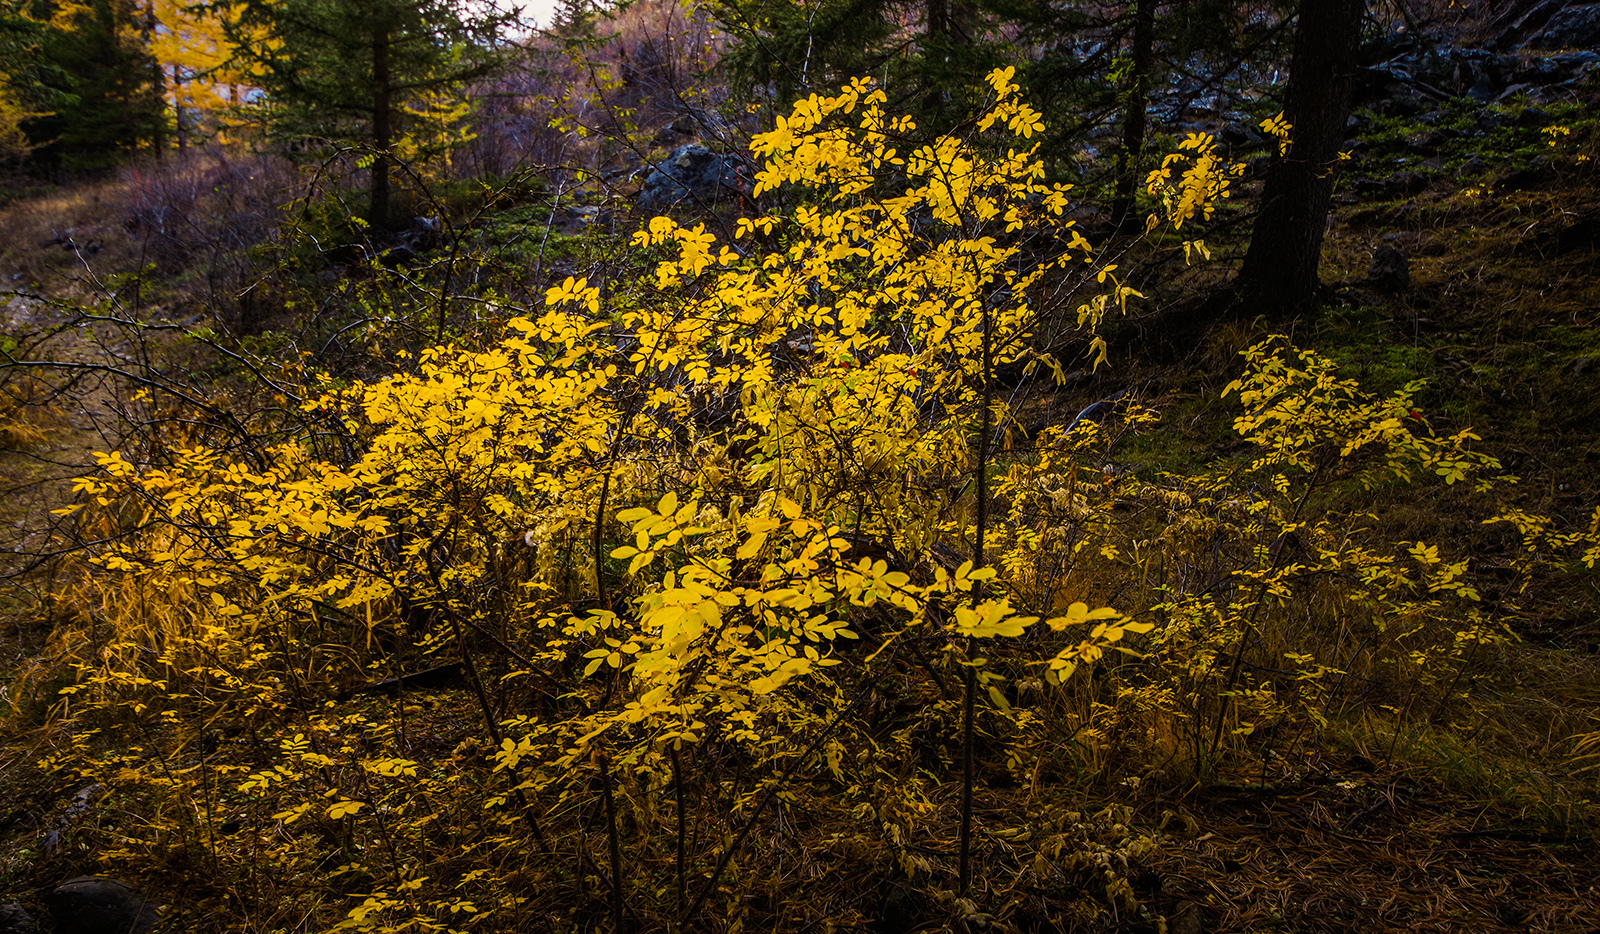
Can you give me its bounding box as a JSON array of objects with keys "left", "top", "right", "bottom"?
[
  {"left": 0, "top": 180, "right": 137, "bottom": 288},
  {"left": 1150, "top": 765, "right": 1600, "bottom": 933},
  {"left": 0, "top": 373, "right": 65, "bottom": 449}
]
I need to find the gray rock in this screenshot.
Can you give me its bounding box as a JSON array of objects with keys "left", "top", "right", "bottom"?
[
  {"left": 1490, "top": 0, "right": 1569, "bottom": 51},
  {"left": 1379, "top": 94, "right": 1424, "bottom": 117},
  {"left": 47, "top": 877, "right": 159, "bottom": 934},
  {"left": 1511, "top": 56, "right": 1566, "bottom": 84},
  {"left": 636, "top": 144, "right": 753, "bottom": 213},
  {"left": 1405, "top": 129, "right": 1451, "bottom": 154},
  {"left": 1220, "top": 122, "right": 1262, "bottom": 147},
  {"left": 1474, "top": 110, "right": 1516, "bottom": 133},
  {"left": 1468, "top": 69, "right": 1505, "bottom": 102},
  {"left": 1493, "top": 82, "right": 1537, "bottom": 103},
  {"left": 1517, "top": 105, "right": 1552, "bottom": 128},
  {"left": 1354, "top": 171, "right": 1429, "bottom": 199},
  {"left": 651, "top": 121, "right": 691, "bottom": 146},
  {"left": 1168, "top": 900, "right": 1205, "bottom": 934},
  {"left": 1526, "top": 4, "right": 1600, "bottom": 50},
  {"left": 0, "top": 904, "right": 37, "bottom": 934},
  {"left": 1369, "top": 244, "right": 1411, "bottom": 292}
]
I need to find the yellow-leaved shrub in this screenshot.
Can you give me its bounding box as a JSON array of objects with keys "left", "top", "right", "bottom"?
[{"left": 20, "top": 71, "right": 1589, "bottom": 933}]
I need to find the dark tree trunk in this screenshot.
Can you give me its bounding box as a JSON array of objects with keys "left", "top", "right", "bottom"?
[
  {"left": 370, "top": 25, "right": 393, "bottom": 232},
  {"left": 173, "top": 66, "right": 187, "bottom": 153},
  {"left": 1111, "top": 0, "right": 1156, "bottom": 230},
  {"left": 1235, "top": 0, "right": 1365, "bottom": 317},
  {"left": 145, "top": 0, "right": 165, "bottom": 160}
]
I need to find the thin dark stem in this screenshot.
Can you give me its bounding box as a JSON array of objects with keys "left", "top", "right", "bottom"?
[
  {"left": 681, "top": 645, "right": 903, "bottom": 930},
  {"left": 959, "top": 652, "right": 977, "bottom": 893},
  {"left": 594, "top": 469, "right": 615, "bottom": 612},
  {"left": 671, "top": 744, "right": 687, "bottom": 916},
  {"left": 960, "top": 296, "right": 994, "bottom": 896},
  {"left": 593, "top": 388, "right": 647, "bottom": 615},
  {"left": 1208, "top": 456, "right": 1328, "bottom": 771},
  {"left": 600, "top": 755, "right": 628, "bottom": 933},
  {"left": 445, "top": 608, "right": 549, "bottom": 851}
]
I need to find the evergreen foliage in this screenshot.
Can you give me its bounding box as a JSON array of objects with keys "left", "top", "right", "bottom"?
[
  {"left": 226, "top": 0, "right": 516, "bottom": 228},
  {"left": 707, "top": 0, "right": 1298, "bottom": 194},
  {"left": 24, "top": 0, "right": 164, "bottom": 173}
]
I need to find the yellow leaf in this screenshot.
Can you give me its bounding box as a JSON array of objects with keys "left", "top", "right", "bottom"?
[{"left": 327, "top": 800, "right": 365, "bottom": 819}]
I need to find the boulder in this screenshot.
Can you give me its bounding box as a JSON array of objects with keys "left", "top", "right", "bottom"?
[
  {"left": 1168, "top": 900, "right": 1206, "bottom": 934},
  {"left": 47, "top": 877, "right": 159, "bottom": 934},
  {"left": 0, "top": 904, "right": 37, "bottom": 934},
  {"left": 1219, "top": 121, "right": 1262, "bottom": 147},
  {"left": 1516, "top": 105, "right": 1553, "bottom": 127},
  {"left": 1526, "top": 4, "right": 1600, "bottom": 50},
  {"left": 636, "top": 145, "right": 753, "bottom": 213},
  {"left": 1468, "top": 67, "right": 1505, "bottom": 101},
  {"left": 1489, "top": 0, "right": 1569, "bottom": 51},
  {"left": 1368, "top": 244, "right": 1411, "bottom": 292},
  {"left": 1493, "top": 82, "right": 1539, "bottom": 103},
  {"left": 1405, "top": 129, "right": 1452, "bottom": 155}
]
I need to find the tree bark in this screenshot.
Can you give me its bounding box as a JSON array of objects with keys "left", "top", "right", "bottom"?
[
  {"left": 1111, "top": 0, "right": 1156, "bottom": 230},
  {"left": 370, "top": 24, "right": 393, "bottom": 232},
  {"left": 173, "top": 65, "right": 187, "bottom": 153},
  {"left": 1234, "top": 0, "right": 1365, "bottom": 317}
]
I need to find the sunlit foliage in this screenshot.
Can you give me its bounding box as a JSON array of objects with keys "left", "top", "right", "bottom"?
[{"left": 23, "top": 72, "right": 1592, "bottom": 932}]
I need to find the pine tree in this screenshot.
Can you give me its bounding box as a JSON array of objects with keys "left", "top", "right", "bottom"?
[
  {"left": 228, "top": 0, "right": 515, "bottom": 230},
  {"left": 25, "top": 0, "right": 164, "bottom": 174},
  {"left": 709, "top": 0, "right": 1000, "bottom": 124},
  {"left": 1234, "top": 0, "right": 1366, "bottom": 316},
  {"left": 550, "top": 0, "right": 593, "bottom": 35},
  {"left": 0, "top": 0, "right": 72, "bottom": 163}
]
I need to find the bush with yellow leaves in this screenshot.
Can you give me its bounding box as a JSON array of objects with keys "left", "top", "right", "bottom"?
[{"left": 16, "top": 70, "right": 1589, "bottom": 934}]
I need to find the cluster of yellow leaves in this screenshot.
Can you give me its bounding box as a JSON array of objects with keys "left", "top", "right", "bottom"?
[
  {"left": 1143, "top": 132, "right": 1246, "bottom": 233},
  {"left": 63, "top": 69, "right": 1202, "bottom": 761},
  {"left": 1225, "top": 340, "right": 1508, "bottom": 491},
  {"left": 45, "top": 72, "right": 1292, "bottom": 932},
  {"left": 1259, "top": 111, "right": 1292, "bottom": 156},
  {"left": 147, "top": 0, "right": 270, "bottom": 142}
]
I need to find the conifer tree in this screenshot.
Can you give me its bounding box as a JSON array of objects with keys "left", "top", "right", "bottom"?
[
  {"left": 1234, "top": 0, "right": 1365, "bottom": 316},
  {"left": 709, "top": 0, "right": 1296, "bottom": 191},
  {"left": 709, "top": 0, "right": 1001, "bottom": 126},
  {"left": 550, "top": 0, "right": 593, "bottom": 35},
  {"left": 228, "top": 0, "right": 515, "bottom": 230},
  {"left": 147, "top": 0, "right": 261, "bottom": 148},
  {"left": 25, "top": 0, "right": 164, "bottom": 173},
  {"left": 0, "top": 0, "right": 72, "bottom": 163}
]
